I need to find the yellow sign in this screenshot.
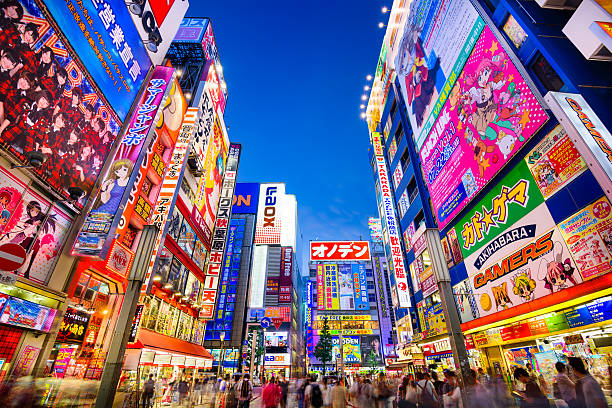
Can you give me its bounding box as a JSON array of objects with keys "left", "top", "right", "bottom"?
[
  {"left": 372, "top": 132, "right": 384, "bottom": 157},
  {"left": 322, "top": 329, "right": 374, "bottom": 335},
  {"left": 316, "top": 315, "right": 371, "bottom": 321}
]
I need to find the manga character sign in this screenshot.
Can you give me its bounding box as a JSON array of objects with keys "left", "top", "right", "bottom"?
[{"left": 420, "top": 26, "right": 548, "bottom": 228}]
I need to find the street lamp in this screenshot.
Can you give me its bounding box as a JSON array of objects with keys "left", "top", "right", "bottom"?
[{"left": 217, "top": 332, "right": 226, "bottom": 378}]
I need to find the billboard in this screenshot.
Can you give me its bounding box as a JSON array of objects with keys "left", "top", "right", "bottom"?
[
  {"left": 72, "top": 66, "right": 174, "bottom": 258},
  {"left": 395, "top": 0, "right": 484, "bottom": 150},
  {"left": 316, "top": 265, "right": 324, "bottom": 310},
  {"left": 352, "top": 263, "right": 369, "bottom": 311},
  {"left": 232, "top": 183, "right": 260, "bottom": 214},
  {"left": 558, "top": 197, "right": 612, "bottom": 281},
  {"left": 337, "top": 336, "right": 361, "bottom": 363},
  {"left": 361, "top": 335, "right": 383, "bottom": 366},
  {"left": 338, "top": 264, "right": 355, "bottom": 310},
  {"left": 310, "top": 241, "right": 371, "bottom": 261},
  {"left": 254, "top": 183, "right": 285, "bottom": 245},
  {"left": 323, "top": 264, "right": 340, "bottom": 310},
  {"left": 44, "top": 0, "right": 152, "bottom": 121},
  {"left": 279, "top": 247, "right": 293, "bottom": 303},
  {"left": 524, "top": 125, "right": 587, "bottom": 199},
  {"left": 419, "top": 25, "right": 548, "bottom": 229},
  {"left": 368, "top": 218, "right": 383, "bottom": 243}
]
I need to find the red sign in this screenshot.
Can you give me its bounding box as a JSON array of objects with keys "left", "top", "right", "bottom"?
[
  {"left": 528, "top": 319, "right": 549, "bottom": 336},
  {"left": 310, "top": 241, "right": 371, "bottom": 261},
  {"left": 465, "top": 334, "right": 475, "bottom": 350},
  {"left": 500, "top": 323, "right": 532, "bottom": 341},
  {"left": 0, "top": 243, "right": 26, "bottom": 271},
  {"left": 105, "top": 240, "right": 135, "bottom": 277}
]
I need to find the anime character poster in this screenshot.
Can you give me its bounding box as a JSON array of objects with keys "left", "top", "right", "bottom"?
[
  {"left": 394, "top": 0, "right": 483, "bottom": 149},
  {"left": 360, "top": 335, "right": 383, "bottom": 366},
  {"left": 0, "top": 0, "right": 122, "bottom": 204},
  {"left": 0, "top": 165, "right": 70, "bottom": 284},
  {"left": 338, "top": 264, "right": 355, "bottom": 310},
  {"left": 524, "top": 125, "right": 587, "bottom": 199},
  {"left": 558, "top": 197, "right": 612, "bottom": 280},
  {"left": 419, "top": 26, "right": 548, "bottom": 229}
]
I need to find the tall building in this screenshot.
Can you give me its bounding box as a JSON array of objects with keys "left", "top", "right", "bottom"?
[{"left": 365, "top": 0, "right": 612, "bottom": 385}]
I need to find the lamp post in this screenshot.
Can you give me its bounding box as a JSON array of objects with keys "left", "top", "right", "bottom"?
[{"left": 217, "top": 332, "right": 226, "bottom": 379}]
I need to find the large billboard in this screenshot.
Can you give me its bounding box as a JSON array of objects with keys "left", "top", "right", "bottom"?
[
  {"left": 419, "top": 25, "right": 548, "bottom": 229},
  {"left": 316, "top": 265, "right": 324, "bottom": 310},
  {"left": 323, "top": 264, "right": 340, "bottom": 310},
  {"left": 254, "top": 183, "right": 285, "bottom": 245},
  {"left": 0, "top": 0, "right": 123, "bottom": 201},
  {"left": 361, "top": 335, "right": 383, "bottom": 366},
  {"left": 73, "top": 66, "right": 175, "bottom": 258},
  {"left": 352, "top": 263, "right": 369, "bottom": 311},
  {"left": 44, "top": 0, "right": 153, "bottom": 121},
  {"left": 395, "top": 0, "right": 483, "bottom": 150},
  {"left": 279, "top": 247, "right": 293, "bottom": 303},
  {"left": 232, "top": 183, "right": 260, "bottom": 214},
  {"left": 338, "top": 264, "right": 355, "bottom": 310},
  {"left": 368, "top": 218, "right": 383, "bottom": 243},
  {"left": 310, "top": 241, "right": 371, "bottom": 261}
]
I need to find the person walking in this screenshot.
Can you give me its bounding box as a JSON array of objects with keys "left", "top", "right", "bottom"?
[
  {"left": 177, "top": 377, "right": 190, "bottom": 407},
  {"left": 568, "top": 357, "right": 607, "bottom": 408},
  {"left": 396, "top": 376, "right": 417, "bottom": 408},
  {"left": 320, "top": 378, "right": 331, "bottom": 408},
  {"left": 279, "top": 377, "right": 289, "bottom": 408},
  {"left": 374, "top": 373, "right": 392, "bottom": 408},
  {"left": 441, "top": 371, "right": 460, "bottom": 408},
  {"left": 331, "top": 377, "right": 348, "bottom": 408},
  {"left": 554, "top": 362, "right": 577, "bottom": 408},
  {"left": 415, "top": 372, "right": 438, "bottom": 408},
  {"left": 142, "top": 374, "right": 155, "bottom": 408},
  {"left": 359, "top": 378, "right": 375, "bottom": 408},
  {"left": 237, "top": 374, "right": 254, "bottom": 408},
  {"left": 513, "top": 367, "right": 549, "bottom": 408},
  {"left": 308, "top": 378, "right": 324, "bottom": 408},
  {"left": 263, "top": 377, "right": 282, "bottom": 408}
]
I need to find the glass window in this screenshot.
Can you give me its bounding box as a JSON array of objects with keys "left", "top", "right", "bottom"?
[
  {"left": 530, "top": 53, "right": 565, "bottom": 92},
  {"left": 503, "top": 15, "right": 528, "bottom": 49},
  {"left": 168, "top": 207, "right": 184, "bottom": 241},
  {"left": 177, "top": 220, "right": 196, "bottom": 257}
]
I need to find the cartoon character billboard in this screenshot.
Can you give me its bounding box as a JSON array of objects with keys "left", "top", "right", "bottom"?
[{"left": 419, "top": 26, "right": 548, "bottom": 229}]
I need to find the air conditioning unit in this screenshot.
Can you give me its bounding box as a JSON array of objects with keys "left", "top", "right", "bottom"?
[
  {"left": 562, "top": 0, "right": 612, "bottom": 60},
  {"left": 535, "top": 0, "right": 581, "bottom": 9}
]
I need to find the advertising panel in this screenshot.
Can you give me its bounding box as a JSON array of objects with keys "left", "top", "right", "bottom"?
[
  {"left": 279, "top": 247, "right": 293, "bottom": 303},
  {"left": 266, "top": 277, "right": 279, "bottom": 297},
  {"left": 12, "top": 345, "right": 40, "bottom": 377},
  {"left": 395, "top": 0, "right": 484, "bottom": 150},
  {"left": 352, "top": 263, "right": 369, "bottom": 311},
  {"left": 0, "top": 0, "right": 123, "bottom": 199},
  {"left": 323, "top": 264, "right": 340, "bottom": 310},
  {"left": 361, "top": 335, "right": 383, "bottom": 366},
  {"left": 467, "top": 227, "right": 580, "bottom": 318},
  {"left": 454, "top": 278, "right": 480, "bottom": 323},
  {"left": 338, "top": 264, "right": 355, "bottom": 310},
  {"left": 0, "top": 168, "right": 72, "bottom": 283},
  {"left": 265, "top": 331, "right": 288, "bottom": 353},
  {"left": 558, "top": 197, "right": 612, "bottom": 280},
  {"left": 194, "top": 112, "right": 229, "bottom": 249},
  {"left": 0, "top": 296, "right": 50, "bottom": 330},
  {"left": 233, "top": 183, "right": 260, "bottom": 214},
  {"left": 342, "top": 336, "right": 361, "bottom": 363},
  {"left": 254, "top": 183, "right": 285, "bottom": 245},
  {"left": 44, "top": 0, "right": 152, "bottom": 121},
  {"left": 525, "top": 125, "right": 587, "bottom": 199},
  {"left": 419, "top": 266, "right": 437, "bottom": 298},
  {"left": 420, "top": 25, "right": 548, "bottom": 229},
  {"left": 57, "top": 307, "right": 91, "bottom": 343},
  {"left": 53, "top": 347, "right": 75, "bottom": 378},
  {"left": 368, "top": 218, "right": 383, "bottom": 243},
  {"left": 310, "top": 241, "right": 371, "bottom": 261},
  {"left": 454, "top": 161, "right": 545, "bottom": 260},
  {"left": 264, "top": 353, "right": 290, "bottom": 366},
  {"left": 317, "top": 265, "right": 325, "bottom": 310},
  {"left": 375, "top": 155, "right": 411, "bottom": 307},
  {"left": 73, "top": 66, "right": 174, "bottom": 258}
]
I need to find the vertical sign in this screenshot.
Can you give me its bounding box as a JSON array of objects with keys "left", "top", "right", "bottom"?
[
  {"left": 279, "top": 247, "right": 293, "bottom": 303},
  {"left": 352, "top": 263, "right": 369, "bottom": 311},
  {"left": 317, "top": 265, "right": 324, "bottom": 310},
  {"left": 201, "top": 143, "right": 241, "bottom": 319}
]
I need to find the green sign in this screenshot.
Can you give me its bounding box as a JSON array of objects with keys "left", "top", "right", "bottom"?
[
  {"left": 453, "top": 161, "right": 544, "bottom": 259},
  {"left": 544, "top": 313, "right": 570, "bottom": 333}
]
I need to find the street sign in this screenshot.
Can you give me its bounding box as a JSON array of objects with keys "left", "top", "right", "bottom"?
[
  {"left": 260, "top": 317, "right": 271, "bottom": 329},
  {"left": 0, "top": 243, "right": 26, "bottom": 271}
]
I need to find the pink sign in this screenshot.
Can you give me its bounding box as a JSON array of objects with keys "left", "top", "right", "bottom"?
[
  {"left": 419, "top": 26, "right": 548, "bottom": 228},
  {"left": 13, "top": 345, "right": 40, "bottom": 377},
  {"left": 52, "top": 347, "right": 75, "bottom": 378}
]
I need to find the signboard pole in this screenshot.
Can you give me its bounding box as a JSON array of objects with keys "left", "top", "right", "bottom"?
[
  {"left": 425, "top": 229, "right": 471, "bottom": 406},
  {"left": 95, "top": 225, "right": 159, "bottom": 408}
]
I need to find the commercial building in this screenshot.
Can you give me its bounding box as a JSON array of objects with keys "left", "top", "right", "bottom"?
[{"left": 365, "top": 0, "right": 612, "bottom": 390}]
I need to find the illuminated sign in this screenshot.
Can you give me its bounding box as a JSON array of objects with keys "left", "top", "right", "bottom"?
[
  {"left": 57, "top": 307, "right": 91, "bottom": 342},
  {"left": 279, "top": 247, "right": 293, "bottom": 303},
  {"left": 232, "top": 183, "right": 260, "bottom": 214},
  {"left": 310, "top": 241, "right": 371, "bottom": 261},
  {"left": 264, "top": 353, "right": 290, "bottom": 366},
  {"left": 255, "top": 183, "right": 283, "bottom": 244}
]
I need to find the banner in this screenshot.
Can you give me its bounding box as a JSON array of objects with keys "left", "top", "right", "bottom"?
[
  {"left": 310, "top": 241, "right": 371, "bottom": 261},
  {"left": 352, "top": 263, "right": 369, "bottom": 311},
  {"left": 338, "top": 264, "right": 355, "bottom": 310},
  {"left": 279, "top": 247, "right": 293, "bottom": 303},
  {"left": 360, "top": 335, "right": 383, "bottom": 366},
  {"left": 323, "top": 264, "right": 339, "bottom": 310},
  {"left": 525, "top": 125, "right": 587, "bottom": 199},
  {"left": 232, "top": 183, "right": 260, "bottom": 214},
  {"left": 420, "top": 25, "right": 548, "bottom": 229},
  {"left": 73, "top": 66, "right": 174, "bottom": 258},
  {"left": 395, "top": 0, "right": 484, "bottom": 150},
  {"left": 368, "top": 218, "right": 383, "bottom": 243},
  {"left": 317, "top": 265, "right": 324, "bottom": 310},
  {"left": 558, "top": 197, "right": 612, "bottom": 281},
  {"left": 254, "top": 183, "right": 285, "bottom": 245}
]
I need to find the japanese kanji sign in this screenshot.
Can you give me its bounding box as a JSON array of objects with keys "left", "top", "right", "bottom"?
[{"left": 310, "top": 241, "right": 371, "bottom": 261}]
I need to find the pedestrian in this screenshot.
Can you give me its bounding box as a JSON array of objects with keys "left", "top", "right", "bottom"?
[
  {"left": 396, "top": 376, "right": 417, "bottom": 408},
  {"left": 513, "top": 367, "right": 549, "bottom": 408},
  {"left": 279, "top": 377, "right": 289, "bottom": 408},
  {"left": 309, "top": 377, "right": 324, "bottom": 408},
  {"left": 178, "top": 377, "right": 190, "bottom": 406},
  {"left": 237, "top": 374, "right": 254, "bottom": 408},
  {"left": 359, "top": 378, "right": 375, "bottom": 408},
  {"left": 349, "top": 375, "right": 361, "bottom": 407},
  {"left": 193, "top": 378, "right": 203, "bottom": 406},
  {"left": 464, "top": 370, "right": 490, "bottom": 408},
  {"left": 477, "top": 368, "right": 490, "bottom": 386},
  {"left": 526, "top": 363, "right": 538, "bottom": 383},
  {"left": 415, "top": 372, "right": 438, "bottom": 408},
  {"left": 568, "top": 356, "right": 607, "bottom": 408},
  {"left": 441, "top": 371, "right": 460, "bottom": 408},
  {"left": 320, "top": 378, "right": 331, "bottom": 408},
  {"left": 431, "top": 372, "right": 445, "bottom": 398},
  {"left": 553, "top": 362, "right": 577, "bottom": 408},
  {"left": 331, "top": 377, "right": 348, "bottom": 408},
  {"left": 142, "top": 374, "right": 155, "bottom": 408},
  {"left": 263, "top": 377, "right": 282, "bottom": 408},
  {"left": 298, "top": 377, "right": 309, "bottom": 408},
  {"left": 374, "top": 372, "right": 392, "bottom": 408}
]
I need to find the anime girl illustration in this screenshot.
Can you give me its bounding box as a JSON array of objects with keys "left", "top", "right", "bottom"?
[
  {"left": 512, "top": 270, "right": 537, "bottom": 302},
  {"left": 0, "top": 185, "right": 22, "bottom": 230},
  {"left": 94, "top": 158, "right": 133, "bottom": 214},
  {"left": 0, "top": 200, "right": 45, "bottom": 259},
  {"left": 492, "top": 281, "right": 512, "bottom": 310},
  {"left": 539, "top": 241, "right": 579, "bottom": 294},
  {"left": 534, "top": 160, "right": 558, "bottom": 190},
  {"left": 20, "top": 215, "right": 58, "bottom": 280},
  {"left": 465, "top": 125, "right": 495, "bottom": 177}
]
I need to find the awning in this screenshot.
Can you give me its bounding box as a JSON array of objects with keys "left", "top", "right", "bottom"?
[{"left": 127, "top": 328, "right": 213, "bottom": 359}]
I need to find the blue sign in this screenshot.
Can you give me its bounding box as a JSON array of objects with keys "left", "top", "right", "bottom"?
[
  {"left": 587, "top": 297, "right": 612, "bottom": 323},
  {"left": 232, "top": 183, "right": 260, "bottom": 214},
  {"left": 260, "top": 317, "right": 272, "bottom": 329},
  {"left": 352, "top": 263, "right": 369, "bottom": 311},
  {"left": 44, "top": 0, "right": 152, "bottom": 120},
  {"left": 565, "top": 306, "right": 594, "bottom": 328}
]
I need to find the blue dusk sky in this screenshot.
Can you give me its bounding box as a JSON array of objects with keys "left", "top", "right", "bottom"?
[{"left": 187, "top": 2, "right": 388, "bottom": 262}]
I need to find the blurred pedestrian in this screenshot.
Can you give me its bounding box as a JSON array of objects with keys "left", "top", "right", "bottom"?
[
  {"left": 465, "top": 370, "right": 491, "bottom": 408},
  {"left": 280, "top": 377, "right": 289, "bottom": 408},
  {"left": 331, "top": 377, "right": 347, "bottom": 408},
  {"left": 553, "top": 362, "right": 577, "bottom": 408},
  {"left": 374, "top": 372, "right": 392, "bottom": 408},
  {"left": 441, "top": 371, "right": 460, "bottom": 408},
  {"left": 513, "top": 367, "right": 549, "bottom": 408},
  {"left": 237, "top": 374, "right": 253, "bottom": 408},
  {"left": 142, "top": 374, "right": 155, "bottom": 408},
  {"left": 477, "top": 368, "right": 490, "bottom": 386},
  {"left": 177, "top": 377, "right": 190, "bottom": 406},
  {"left": 396, "top": 376, "right": 417, "bottom": 408},
  {"left": 263, "top": 377, "right": 282, "bottom": 408},
  {"left": 415, "top": 372, "right": 438, "bottom": 408},
  {"left": 359, "top": 378, "right": 375, "bottom": 408},
  {"left": 568, "top": 357, "right": 607, "bottom": 408},
  {"left": 431, "top": 372, "right": 445, "bottom": 398}
]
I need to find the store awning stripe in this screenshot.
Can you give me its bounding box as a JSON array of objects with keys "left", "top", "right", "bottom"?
[{"left": 128, "top": 328, "right": 213, "bottom": 359}]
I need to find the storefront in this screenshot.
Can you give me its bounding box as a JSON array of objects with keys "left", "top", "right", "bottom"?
[{"left": 421, "top": 338, "right": 455, "bottom": 375}]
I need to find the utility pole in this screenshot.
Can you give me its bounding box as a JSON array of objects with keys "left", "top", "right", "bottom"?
[
  {"left": 425, "top": 229, "right": 471, "bottom": 406},
  {"left": 95, "top": 226, "right": 159, "bottom": 408}
]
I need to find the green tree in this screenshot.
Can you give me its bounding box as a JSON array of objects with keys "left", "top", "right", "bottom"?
[
  {"left": 314, "top": 317, "right": 333, "bottom": 374},
  {"left": 365, "top": 349, "right": 380, "bottom": 375}
]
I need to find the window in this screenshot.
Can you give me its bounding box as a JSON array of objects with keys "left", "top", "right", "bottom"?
[
  {"left": 390, "top": 100, "right": 397, "bottom": 121},
  {"left": 503, "top": 15, "right": 528, "bottom": 49},
  {"left": 398, "top": 190, "right": 410, "bottom": 218},
  {"left": 388, "top": 138, "right": 398, "bottom": 163},
  {"left": 384, "top": 115, "right": 392, "bottom": 142},
  {"left": 530, "top": 53, "right": 566, "bottom": 92},
  {"left": 414, "top": 210, "right": 425, "bottom": 229},
  {"left": 400, "top": 149, "right": 410, "bottom": 173},
  {"left": 392, "top": 164, "right": 404, "bottom": 191},
  {"left": 394, "top": 123, "right": 404, "bottom": 145},
  {"left": 407, "top": 177, "right": 418, "bottom": 204},
  {"left": 481, "top": 0, "right": 500, "bottom": 13}
]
